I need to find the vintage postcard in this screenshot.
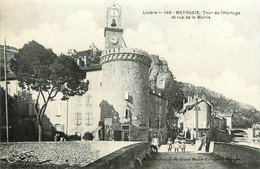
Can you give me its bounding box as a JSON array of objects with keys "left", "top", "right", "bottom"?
[{"left": 0, "top": 0, "right": 259, "bottom": 168}]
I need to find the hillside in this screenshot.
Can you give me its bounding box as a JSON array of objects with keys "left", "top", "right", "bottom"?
[{"left": 146, "top": 54, "right": 260, "bottom": 128}]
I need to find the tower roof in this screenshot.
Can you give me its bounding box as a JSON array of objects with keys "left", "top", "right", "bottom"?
[{"left": 106, "top": 3, "right": 122, "bottom": 29}]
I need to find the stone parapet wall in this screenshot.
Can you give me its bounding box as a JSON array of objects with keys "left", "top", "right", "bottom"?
[
  {"left": 102, "top": 48, "right": 149, "bottom": 57},
  {"left": 213, "top": 142, "right": 260, "bottom": 168},
  {"left": 100, "top": 48, "right": 151, "bottom": 67},
  {"left": 84, "top": 141, "right": 150, "bottom": 169}
]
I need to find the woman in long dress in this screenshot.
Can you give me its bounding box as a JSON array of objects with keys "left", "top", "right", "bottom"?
[
  {"left": 173, "top": 137, "right": 180, "bottom": 152},
  {"left": 180, "top": 138, "right": 186, "bottom": 152}
]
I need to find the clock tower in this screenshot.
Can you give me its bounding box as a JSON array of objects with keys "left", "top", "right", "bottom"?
[
  {"left": 104, "top": 4, "right": 125, "bottom": 49},
  {"left": 101, "top": 2, "right": 152, "bottom": 142}
]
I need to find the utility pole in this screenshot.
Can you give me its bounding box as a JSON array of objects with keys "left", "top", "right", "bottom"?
[
  {"left": 4, "top": 39, "right": 9, "bottom": 142},
  {"left": 194, "top": 97, "right": 201, "bottom": 140}
]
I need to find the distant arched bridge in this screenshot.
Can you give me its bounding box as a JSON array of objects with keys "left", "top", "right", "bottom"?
[{"left": 231, "top": 128, "right": 249, "bottom": 135}]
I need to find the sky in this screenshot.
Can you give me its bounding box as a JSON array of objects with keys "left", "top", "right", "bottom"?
[{"left": 0, "top": 0, "right": 259, "bottom": 110}]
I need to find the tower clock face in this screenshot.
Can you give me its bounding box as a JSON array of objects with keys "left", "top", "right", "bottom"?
[{"left": 110, "top": 36, "right": 119, "bottom": 45}]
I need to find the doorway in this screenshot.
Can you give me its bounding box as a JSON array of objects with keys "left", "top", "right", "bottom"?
[{"left": 114, "top": 130, "right": 122, "bottom": 141}]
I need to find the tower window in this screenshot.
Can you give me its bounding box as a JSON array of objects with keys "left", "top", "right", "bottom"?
[
  {"left": 125, "top": 91, "right": 129, "bottom": 100},
  {"left": 124, "top": 109, "right": 130, "bottom": 119}
]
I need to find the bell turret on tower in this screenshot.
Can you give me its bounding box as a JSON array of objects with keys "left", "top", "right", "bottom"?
[{"left": 104, "top": 3, "right": 126, "bottom": 49}]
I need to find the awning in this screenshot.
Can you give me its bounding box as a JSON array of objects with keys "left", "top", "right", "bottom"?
[{"left": 92, "top": 126, "right": 102, "bottom": 133}]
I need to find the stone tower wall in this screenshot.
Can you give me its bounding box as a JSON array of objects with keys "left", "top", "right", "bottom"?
[{"left": 100, "top": 48, "right": 151, "bottom": 141}]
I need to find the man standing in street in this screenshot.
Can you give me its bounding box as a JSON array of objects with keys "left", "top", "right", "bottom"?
[
  {"left": 205, "top": 133, "right": 210, "bottom": 152},
  {"left": 198, "top": 134, "right": 206, "bottom": 151}
]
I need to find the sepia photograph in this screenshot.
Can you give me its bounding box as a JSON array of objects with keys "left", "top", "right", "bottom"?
[{"left": 0, "top": 0, "right": 259, "bottom": 168}]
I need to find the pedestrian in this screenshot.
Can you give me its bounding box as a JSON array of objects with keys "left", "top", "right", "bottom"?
[
  {"left": 180, "top": 138, "right": 186, "bottom": 152},
  {"left": 151, "top": 134, "right": 159, "bottom": 153},
  {"left": 205, "top": 134, "right": 210, "bottom": 152},
  {"left": 54, "top": 133, "right": 58, "bottom": 141},
  {"left": 186, "top": 129, "right": 191, "bottom": 139},
  {"left": 167, "top": 138, "right": 173, "bottom": 152},
  {"left": 174, "top": 137, "right": 180, "bottom": 152},
  {"left": 198, "top": 134, "right": 206, "bottom": 151}
]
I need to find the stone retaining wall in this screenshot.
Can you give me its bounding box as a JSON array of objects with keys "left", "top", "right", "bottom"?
[
  {"left": 84, "top": 141, "right": 150, "bottom": 169},
  {"left": 0, "top": 141, "right": 136, "bottom": 167},
  {"left": 213, "top": 142, "right": 260, "bottom": 168}
]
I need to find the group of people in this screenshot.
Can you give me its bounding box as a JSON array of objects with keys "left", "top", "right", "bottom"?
[
  {"left": 167, "top": 137, "right": 186, "bottom": 152},
  {"left": 54, "top": 133, "right": 66, "bottom": 142},
  {"left": 151, "top": 132, "right": 211, "bottom": 153},
  {"left": 151, "top": 134, "right": 186, "bottom": 153}
]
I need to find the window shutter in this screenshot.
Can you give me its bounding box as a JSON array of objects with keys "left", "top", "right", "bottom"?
[{"left": 61, "top": 124, "right": 65, "bottom": 132}]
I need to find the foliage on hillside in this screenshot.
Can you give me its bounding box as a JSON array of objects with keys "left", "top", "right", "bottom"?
[{"left": 67, "top": 48, "right": 102, "bottom": 66}]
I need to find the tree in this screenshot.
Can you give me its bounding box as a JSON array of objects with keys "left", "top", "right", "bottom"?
[
  {"left": 163, "top": 80, "right": 185, "bottom": 113},
  {"left": 10, "top": 40, "right": 88, "bottom": 141}
]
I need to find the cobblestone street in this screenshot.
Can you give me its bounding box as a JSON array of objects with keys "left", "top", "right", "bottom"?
[{"left": 140, "top": 145, "right": 246, "bottom": 169}]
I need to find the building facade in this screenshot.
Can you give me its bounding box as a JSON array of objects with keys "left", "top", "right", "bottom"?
[
  {"left": 179, "top": 96, "right": 212, "bottom": 139},
  {"left": 45, "top": 65, "right": 103, "bottom": 138}
]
